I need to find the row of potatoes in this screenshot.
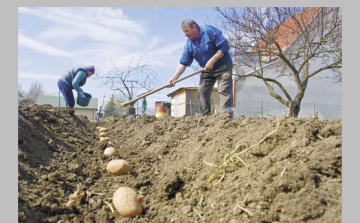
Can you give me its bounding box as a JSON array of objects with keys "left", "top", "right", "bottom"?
[{"left": 96, "top": 127, "right": 144, "bottom": 218}]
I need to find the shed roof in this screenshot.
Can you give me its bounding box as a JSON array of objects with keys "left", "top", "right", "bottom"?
[
  {"left": 167, "top": 87, "right": 218, "bottom": 97},
  {"left": 36, "top": 95, "right": 98, "bottom": 110}
]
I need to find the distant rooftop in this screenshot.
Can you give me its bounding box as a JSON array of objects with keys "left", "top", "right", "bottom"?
[
  {"left": 167, "top": 87, "right": 218, "bottom": 97},
  {"left": 255, "top": 7, "right": 322, "bottom": 60}
]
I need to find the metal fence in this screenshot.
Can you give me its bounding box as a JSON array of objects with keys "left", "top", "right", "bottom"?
[
  {"left": 186, "top": 99, "right": 203, "bottom": 116},
  {"left": 185, "top": 99, "right": 219, "bottom": 117},
  {"left": 183, "top": 99, "right": 341, "bottom": 119},
  {"left": 233, "top": 100, "right": 342, "bottom": 119}
]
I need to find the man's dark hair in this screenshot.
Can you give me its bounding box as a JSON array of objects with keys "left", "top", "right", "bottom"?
[{"left": 181, "top": 19, "right": 198, "bottom": 29}]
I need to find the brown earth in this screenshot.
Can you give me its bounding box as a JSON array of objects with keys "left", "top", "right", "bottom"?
[{"left": 18, "top": 104, "right": 342, "bottom": 223}]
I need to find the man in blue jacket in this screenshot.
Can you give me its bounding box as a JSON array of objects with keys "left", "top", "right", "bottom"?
[
  {"left": 168, "top": 19, "right": 233, "bottom": 117},
  {"left": 57, "top": 66, "right": 95, "bottom": 108}
]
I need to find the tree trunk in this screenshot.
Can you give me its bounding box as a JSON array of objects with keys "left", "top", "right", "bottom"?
[{"left": 288, "top": 99, "right": 302, "bottom": 118}]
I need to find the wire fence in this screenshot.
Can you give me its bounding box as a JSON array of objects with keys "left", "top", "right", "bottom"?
[
  {"left": 175, "top": 100, "right": 341, "bottom": 119},
  {"left": 21, "top": 90, "right": 342, "bottom": 119},
  {"left": 234, "top": 101, "right": 341, "bottom": 119}
]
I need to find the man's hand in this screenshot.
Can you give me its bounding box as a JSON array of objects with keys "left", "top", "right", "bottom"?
[
  {"left": 167, "top": 79, "right": 176, "bottom": 88},
  {"left": 205, "top": 50, "right": 224, "bottom": 71},
  {"left": 204, "top": 60, "right": 215, "bottom": 71},
  {"left": 168, "top": 64, "right": 186, "bottom": 87}
]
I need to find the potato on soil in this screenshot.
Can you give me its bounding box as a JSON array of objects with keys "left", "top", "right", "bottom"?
[
  {"left": 100, "top": 137, "right": 111, "bottom": 143},
  {"left": 104, "top": 147, "right": 116, "bottom": 156},
  {"left": 113, "top": 187, "right": 143, "bottom": 217},
  {"left": 107, "top": 159, "right": 131, "bottom": 175},
  {"left": 99, "top": 132, "right": 108, "bottom": 137},
  {"left": 98, "top": 127, "right": 108, "bottom": 133}
]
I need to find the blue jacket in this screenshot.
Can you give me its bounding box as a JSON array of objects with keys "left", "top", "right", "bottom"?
[
  {"left": 180, "top": 25, "right": 232, "bottom": 70},
  {"left": 60, "top": 68, "right": 88, "bottom": 93}
]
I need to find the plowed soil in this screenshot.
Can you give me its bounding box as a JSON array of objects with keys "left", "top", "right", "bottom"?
[{"left": 18, "top": 104, "right": 342, "bottom": 223}]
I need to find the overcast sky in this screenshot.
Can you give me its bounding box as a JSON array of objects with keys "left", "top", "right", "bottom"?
[{"left": 18, "top": 7, "right": 223, "bottom": 113}]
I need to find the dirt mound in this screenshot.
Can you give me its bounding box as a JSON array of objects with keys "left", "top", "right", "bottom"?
[{"left": 18, "top": 105, "right": 342, "bottom": 223}]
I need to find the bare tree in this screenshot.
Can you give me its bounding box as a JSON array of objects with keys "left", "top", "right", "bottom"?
[
  {"left": 100, "top": 55, "right": 160, "bottom": 107},
  {"left": 18, "top": 84, "right": 26, "bottom": 105},
  {"left": 215, "top": 7, "right": 342, "bottom": 117},
  {"left": 25, "top": 81, "right": 44, "bottom": 104}
]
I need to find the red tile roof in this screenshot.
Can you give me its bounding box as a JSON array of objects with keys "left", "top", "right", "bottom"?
[{"left": 255, "top": 7, "right": 322, "bottom": 57}]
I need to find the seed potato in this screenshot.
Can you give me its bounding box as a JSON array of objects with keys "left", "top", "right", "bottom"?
[
  {"left": 106, "top": 159, "right": 131, "bottom": 175},
  {"left": 112, "top": 187, "right": 143, "bottom": 217},
  {"left": 99, "top": 132, "right": 108, "bottom": 137},
  {"left": 100, "top": 137, "right": 111, "bottom": 143},
  {"left": 104, "top": 147, "right": 116, "bottom": 156},
  {"left": 99, "top": 128, "right": 109, "bottom": 133}
]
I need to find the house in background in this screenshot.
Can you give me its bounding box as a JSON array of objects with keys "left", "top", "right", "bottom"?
[
  {"left": 233, "top": 7, "right": 342, "bottom": 119},
  {"left": 167, "top": 87, "right": 220, "bottom": 117},
  {"left": 36, "top": 95, "right": 98, "bottom": 121}
]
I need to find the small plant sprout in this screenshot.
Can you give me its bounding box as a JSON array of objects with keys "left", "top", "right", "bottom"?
[
  {"left": 201, "top": 119, "right": 280, "bottom": 186},
  {"left": 198, "top": 194, "right": 204, "bottom": 208},
  {"left": 207, "top": 168, "right": 226, "bottom": 186},
  {"left": 202, "top": 161, "right": 225, "bottom": 185},
  {"left": 226, "top": 153, "right": 247, "bottom": 167}
]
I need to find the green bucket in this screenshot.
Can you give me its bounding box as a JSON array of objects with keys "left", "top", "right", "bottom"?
[{"left": 77, "top": 92, "right": 92, "bottom": 107}]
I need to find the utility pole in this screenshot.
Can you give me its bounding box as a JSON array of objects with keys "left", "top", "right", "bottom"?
[
  {"left": 97, "top": 96, "right": 105, "bottom": 120},
  {"left": 136, "top": 100, "right": 139, "bottom": 115},
  {"left": 127, "top": 80, "right": 137, "bottom": 114},
  {"left": 126, "top": 80, "right": 137, "bottom": 100}
]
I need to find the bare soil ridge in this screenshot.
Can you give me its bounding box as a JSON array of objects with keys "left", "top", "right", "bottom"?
[{"left": 18, "top": 104, "right": 342, "bottom": 223}]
